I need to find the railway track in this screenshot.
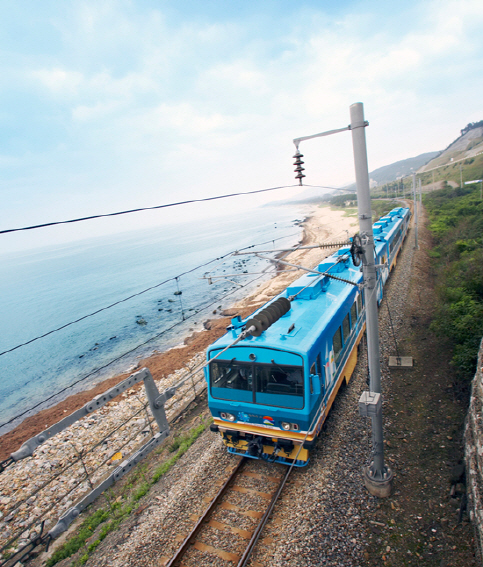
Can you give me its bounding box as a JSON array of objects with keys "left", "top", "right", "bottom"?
[{"left": 163, "top": 457, "right": 292, "bottom": 567}]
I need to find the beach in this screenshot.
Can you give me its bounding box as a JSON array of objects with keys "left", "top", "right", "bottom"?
[{"left": 0, "top": 204, "right": 357, "bottom": 461}]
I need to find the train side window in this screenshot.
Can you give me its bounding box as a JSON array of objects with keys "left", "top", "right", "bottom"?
[
  {"left": 333, "top": 327, "right": 343, "bottom": 362},
  {"left": 317, "top": 354, "right": 325, "bottom": 391},
  {"left": 342, "top": 313, "right": 350, "bottom": 343},
  {"left": 357, "top": 293, "right": 363, "bottom": 315},
  {"left": 316, "top": 353, "right": 322, "bottom": 375},
  {"left": 310, "top": 362, "right": 316, "bottom": 375},
  {"left": 350, "top": 302, "right": 357, "bottom": 328}
]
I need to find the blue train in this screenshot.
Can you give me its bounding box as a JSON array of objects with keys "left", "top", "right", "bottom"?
[{"left": 205, "top": 207, "right": 411, "bottom": 466}]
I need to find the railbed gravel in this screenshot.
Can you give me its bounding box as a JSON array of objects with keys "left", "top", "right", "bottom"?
[{"left": 81, "top": 226, "right": 416, "bottom": 567}]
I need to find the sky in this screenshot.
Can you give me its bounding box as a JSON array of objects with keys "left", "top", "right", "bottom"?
[{"left": 1, "top": 0, "right": 483, "bottom": 251}]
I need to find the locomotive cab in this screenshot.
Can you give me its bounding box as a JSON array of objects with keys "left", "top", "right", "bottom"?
[{"left": 207, "top": 345, "right": 316, "bottom": 466}]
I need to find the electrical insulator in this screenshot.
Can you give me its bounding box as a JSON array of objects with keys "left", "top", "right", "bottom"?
[{"left": 293, "top": 151, "right": 305, "bottom": 185}]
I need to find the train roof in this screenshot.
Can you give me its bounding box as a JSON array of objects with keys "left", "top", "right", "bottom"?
[
  {"left": 207, "top": 207, "right": 409, "bottom": 359},
  {"left": 208, "top": 258, "right": 362, "bottom": 358}
]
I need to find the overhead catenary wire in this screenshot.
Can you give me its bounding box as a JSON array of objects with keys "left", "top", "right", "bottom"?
[
  {"left": 0, "top": 181, "right": 344, "bottom": 236},
  {"left": 0, "top": 229, "right": 301, "bottom": 358},
  {"left": 0, "top": 241, "right": 296, "bottom": 430},
  {"left": 0, "top": 184, "right": 301, "bottom": 235},
  {"left": 0, "top": 200, "right": 341, "bottom": 430}
]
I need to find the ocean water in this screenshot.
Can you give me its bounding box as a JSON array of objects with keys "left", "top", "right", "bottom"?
[{"left": 0, "top": 205, "right": 305, "bottom": 432}]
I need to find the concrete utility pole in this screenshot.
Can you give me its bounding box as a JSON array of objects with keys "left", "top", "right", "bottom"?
[
  {"left": 350, "top": 103, "right": 393, "bottom": 497},
  {"left": 413, "top": 173, "right": 419, "bottom": 250},
  {"left": 293, "top": 103, "right": 393, "bottom": 497}
]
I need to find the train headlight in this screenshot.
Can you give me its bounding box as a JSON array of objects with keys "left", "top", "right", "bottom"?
[
  {"left": 220, "top": 412, "right": 236, "bottom": 422},
  {"left": 281, "top": 422, "right": 299, "bottom": 431}
]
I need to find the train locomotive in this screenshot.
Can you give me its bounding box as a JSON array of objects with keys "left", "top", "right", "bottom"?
[{"left": 205, "top": 207, "right": 411, "bottom": 466}]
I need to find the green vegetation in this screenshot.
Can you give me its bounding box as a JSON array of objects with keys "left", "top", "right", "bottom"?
[
  {"left": 326, "top": 195, "right": 403, "bottom": 227},
  {"left": 46, "top": 419, "right": 210, "bottom": 567},
  {"left": 329, "top": 193, "right": 357, "bottom": 207},
  {"left": 418, "top": 153, "right": 483, "bottom": 188},
  {"left": 424, "top": 184, "right": 483, "bottom": 380},
  {"left": 461, "top": 120, "right": 483, "bottom": 136}
]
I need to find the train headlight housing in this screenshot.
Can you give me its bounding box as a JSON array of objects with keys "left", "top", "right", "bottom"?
[
  {"left": 220, "top": 412, "right": 236, "bottom": 422},
  {"left": 281, "top": 422, "right": 300, "bottom": 431}
]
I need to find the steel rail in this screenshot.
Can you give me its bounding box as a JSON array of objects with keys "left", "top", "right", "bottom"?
[
  {"left": 238, "top": 463, "right": 292, "bottom": 567},
  {"left": 165, "top": 457, "right": 247, "bottom": 567},
  {"left": 165, "top": 456, "right": 291, "bottom": 567}
]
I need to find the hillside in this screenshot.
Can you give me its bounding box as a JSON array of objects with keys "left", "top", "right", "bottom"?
[
  {"left": 418, "top": 124, "right": 483, "bottom": 173},
  {"left": 344, "top": 152, "right": 439, "bottom": 191}
]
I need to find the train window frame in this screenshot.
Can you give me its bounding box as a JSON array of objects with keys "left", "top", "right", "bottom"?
[
  {"left": 332, "top": 327, "right": 343, "bottom": 362},
  {"left": 350, "top": 302, "right": 357, "bottom": 328},
  {"left": 342, "top": 313, "right": 351, "bottom": 343},
  {"left": 316, "top": 353, "right": 325, "bottom": 392},
  {"left": 309, "top": 362, "right": 316, "bottom": 393},
  {"left": 209, "top": 357, "right": 305, "bottom": 410},
  {"left": 357, "top": 293, "right": 363, "bottom": 316}
]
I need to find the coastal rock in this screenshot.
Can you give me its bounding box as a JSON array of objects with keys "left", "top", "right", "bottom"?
[
  {"left": 221, "top": 309, "right": 238, "bottom": 317},
  {"left": 183, "top": 333, "right": 198, "bottom": 346}
]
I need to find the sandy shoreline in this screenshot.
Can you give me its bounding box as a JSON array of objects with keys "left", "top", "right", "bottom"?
[{"left": 0, "top": 204, "right": 357, "bottom": 460}]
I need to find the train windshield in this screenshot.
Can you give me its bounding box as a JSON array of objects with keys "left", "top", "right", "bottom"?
[{"left": 210, "top": 359, "right": 304, "bottom": 409}]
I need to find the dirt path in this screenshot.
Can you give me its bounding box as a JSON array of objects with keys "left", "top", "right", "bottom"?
[{"left": 363, "top": 206, "right": 477, "bottom": 566}]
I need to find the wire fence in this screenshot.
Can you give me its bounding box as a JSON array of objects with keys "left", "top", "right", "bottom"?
[
  {"left": 0, "top": 228, "right": 302, "bottom": 433},
  {"left": 0, "top": 355, "right": 207, "bottom": 564},
  {"left": 0, "top": 212, "right": 352, "bottom": 564}
]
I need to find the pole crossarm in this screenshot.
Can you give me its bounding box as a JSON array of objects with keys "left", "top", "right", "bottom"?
[{"left": 293, "top": 121, "right": 368, "bottom": 149}]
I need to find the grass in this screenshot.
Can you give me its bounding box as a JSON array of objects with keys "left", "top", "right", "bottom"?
[{"left": 45, "top": 419, "right": 210, "bottom": 567}]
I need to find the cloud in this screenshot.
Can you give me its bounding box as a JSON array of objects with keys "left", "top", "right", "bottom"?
[
  {"left": 2, "top": 0, "right": 483, "bottom": 250},
  {"left": 31, "top": 68, "right": 83, "bottom": 96}
]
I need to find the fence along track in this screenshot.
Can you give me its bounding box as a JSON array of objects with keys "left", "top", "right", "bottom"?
[
  {"left": 164, "top": 457, "right": 291, "bottom": 567},
  {"left": 0, "top": 361, "right": 207, "bottom": 566}
]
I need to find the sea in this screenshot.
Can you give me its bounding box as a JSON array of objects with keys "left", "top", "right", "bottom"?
[{"left": 0, "top": 204, "right": 306, "bottom": 434}]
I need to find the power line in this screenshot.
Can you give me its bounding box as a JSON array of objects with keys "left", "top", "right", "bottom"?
[
  {"left": 0, "top": 184, "right": 299, "bottom": 235},
  {"left": 0, "top": 230, "right": 300, "bottom": 357},
  {"left": 0, "top": 233, "right": 298, "bottom": 429}
]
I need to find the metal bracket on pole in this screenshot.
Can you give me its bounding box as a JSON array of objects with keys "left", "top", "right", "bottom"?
[
  {"left": 293, "top": 122, "right": 369, "bottom": 149},
  {"left": 358, "top": 391, "right": 382, "bottom": 417},
  {"left": 144, "top": 371, "right": 176, "bottom": 434}
]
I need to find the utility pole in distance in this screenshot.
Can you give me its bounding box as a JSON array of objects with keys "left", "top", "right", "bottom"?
[
  {"left": 413, "top": 173, "right": 419, "bottom": 250},
  {"left": 351, "top": 103, "right": 393, "bottom": 498}
]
